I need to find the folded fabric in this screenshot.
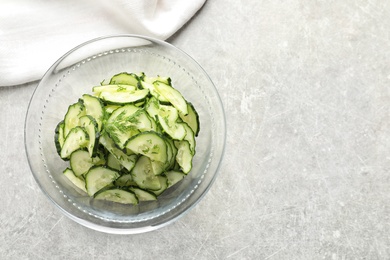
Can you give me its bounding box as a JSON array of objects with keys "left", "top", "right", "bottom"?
[{"left": 0, "top": 0, "right": 205, "bottom": 87}]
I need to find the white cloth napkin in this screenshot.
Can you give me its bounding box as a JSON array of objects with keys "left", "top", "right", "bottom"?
[{"left": 0, "top": 0, "right": 205, "bottom": 87}]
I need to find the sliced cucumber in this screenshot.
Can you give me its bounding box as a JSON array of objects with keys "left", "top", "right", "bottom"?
[
  {"left": 82, "top": 94, "right": 104, "bottom": 132},
  {"left": 140, "top": 81, "right": 170, "bottom": 103},
  {"left": 85, "top": 166, "right": 120, "bottom": 196},
  {"left": 63, "top": 168, "right": 87, "bottom": 193},
  {"left": 79, "top": 115, "right": 99, "bottom": 157},
  {"left": 153, "top": 81, "right": 188, "bottom": 115},
  {"left": 63, "top": 100, "right": 86, "bottom": 137},
  {"left": 143, "top": 75, "right": 172, "bottom": 86},
  {"left": 60, "top": 126, "right": 89, "bottom": 160},
  {"left": 182, "top": 122, "right": 196, "bottom": 154},
  {"left": 99, "top": 89, "right": 149, "bottom": 105},
  {"left": 165, "top": 170, "right": 186, "bottom": 188},
  {"left": 55, "top": 72, "right": 200, "bottom": 204},
  {"left": 131, "top": 155, "right": 161, "bottom": 191},
  {"left": 155, "top": 103, "right": 186, "bottom": 140},
  {"left": 70, "top": 149, "right": 97, "bottom": 177},
  {"left": 108, "top": 104, "right": 140, "bottom": 121},
  {"left": 105, "top": 104, "right": 141, "bottom": 148},
  {"left": 125, "top": 131, "right": 168, "bottom": 163},
  {"left": 92, "top": 84, "right": 137, "bottom": 94},
  {"left": 134, "top": 100, "right": 146, "bottom": 107},
  {"left": 106, "top": 153, "right": 122, "bottom": 171},
  {"left": 179, "top": 102, "right": 200, "bottom": 136},
  {"left": 99, "top": 134, "right": 138, "bottom": 171},
  {"left": 108, "top": 108, "right": 157, "bottom": 138},
  {"left": 114, "top": 174, "right": 137, "bottom": 187},
  {"left": 93, "top": 148, "right": 107, "bottom": 166},
  {"left": 155, "top": 77, "right": 171, "bottom": 85},
  {"left": 134, "top": 110, "right": 158, "bottom": 132},
  {"left": 159, "top": 103, "right": 179, "bottom": 120},
  {"left": 151, "top": 175, "right": 168, "bottom": 196},
  {"left": 104, "top": 104, "right": 122, "bottom": 114},
  {"left": 94, "top": 188, "right": 138, "bottom": 205},
  {"left": 150, "top": 159, "right": 166, "bottom": 176},
  {"left": 129, "top": 187, "right": 157, "bottom": 201},
  {"left": 109, "top": 72, "right": 139, "bottom": 86},
  {"left": 54, "top": 120, "right": 65, "bottom": 156},
  {"left": 144, "top": 96, "right": 160, "bottom": 119},
  {"left": 166, "top": 138, "right": 177, "bottom": 169},
  {"left": 157, "top": 115, "right": 186, "bottom": 141},
  {"left": 175, "top": 140, "right": 193, "bottom": 174}
]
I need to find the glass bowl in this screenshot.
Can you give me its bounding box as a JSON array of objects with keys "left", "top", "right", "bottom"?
[{"left": 24, "top": 35, "right": 226, "bottom": 234}]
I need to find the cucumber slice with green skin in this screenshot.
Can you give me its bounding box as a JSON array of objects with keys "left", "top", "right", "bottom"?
[
  {"left": 149, "top": 138, "right": 174, "bottom": 175},
  {"left": 150, "top": 175, "right": 168, "bottom": 196},
  {"left": 60, "top": 126, "right": 89, "bottom": 160},
  {"left": 154, "top": 77, "right": 172, "bottom": 86},
  {"left": 141, "top": 76, "right": 173, "bottom": 104},
  {"left": 144, "top": 97, "right": 164, "bottom": 134},
  {"left": 179, "top": 102, "right": 200, "bottom": 137},
  {"left": 166, "top": 138, "right": 177, "bottom": 169},
  {"left": 164, "top": 139, "right": 174, "bottom": 170},
  {"left": 94, "top": 188, "right": 138, "bottom": 205},
  {"left": 128, "top": 109, "right": 158, "bottom": 133},
  {"left": 143, "top": 75, "right": 172, "bottom": 86},
  {"left": 99, "top": 88, "right": 149, "bottom": 105},
  {"left": 125, "top": 131, "right": 168, "bottom": 163},
  {"left": 148, "top": 112, "right": 159, "bottom": 132},
  {"left": 82, "top": 94, "right": 104, "bottom": 132},
  {"left": 85, "top": 166, "right": 120, "bottom": 196},
  {"left": 159, "top": 103, "right": 179, "bottom": 120},
  {"left": 92, "top": 84, "right": 137, "bottom": 94},
  {"left": 114, "top": 174, "right": 137, "bottom": 187},
  {"left": 99, "top": 134, "right": 138, "bottom": 171},
  {"left": 70, "top": 149, "right": 102, "bottom": 177},
  {"left": 104, "top": 104, "right": 122, "bottom": 114},
  {"left": 156, "top": 103, "right": 186, "bottom": 140},
  {"left": 106, "top": 152, "right": 122, "bottom": 171},
  {"left": 131, "top": 155, "right": 161, "bottom": 191},
  {"left": 129, "top": 187, "right": 157, "bottom": 201},
  {"left": 145, "top": 96, "right": 160, "bottom": 119},
  {"left": 140, "top": 81, "right": 170, "bottom": 103},
  {"left": 157, "top": 115, "right": 186, "bottom": 141},
  {"left": 150, "top": 159, "right": 166, "bottom": 176},
  {"left": 54, "top": 120, "right": 65, "bottom": 156},
  {"left": 64, "top": 100, "right": 86, "bottom": 137},
  {"left": 182, "top": 122, "right": 196, "bottom": 154},
  {"left": 109, "top": 72, "right": 139, "bottom": 86},
  {"left": 79, "top": 115, "right": 99, "bottom": 157},
  {"left": 63, "top": 168, "right": 87, "bottom": 193},
  {"left": 174, "top": 140, "right": 193, "bottom": 174},
  {"left": 165, "top": 170, "right": 186, "bottom": 188},
  {"left": 108, "top": 104, "right": 140, "bottom": 122},
  {"left": 153, "top": 81, "right": 188, "bottom": 115}
]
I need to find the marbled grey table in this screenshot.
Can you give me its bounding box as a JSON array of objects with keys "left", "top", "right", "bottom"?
[{"left": 1, "top": 1, "right": 390, "bottom": 259}]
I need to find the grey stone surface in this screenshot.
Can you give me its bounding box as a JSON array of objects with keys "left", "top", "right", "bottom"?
[{"left": 1, "top": 0, "right": 390, "bottom": 259}]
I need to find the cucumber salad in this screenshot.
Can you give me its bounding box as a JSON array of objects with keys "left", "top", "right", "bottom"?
[{"left": 54, "top": 72, "right": 200, "bottom": 205}]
